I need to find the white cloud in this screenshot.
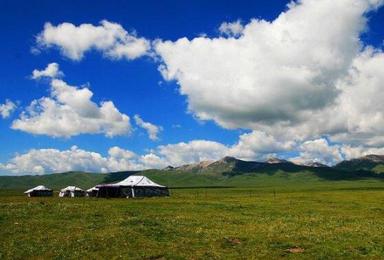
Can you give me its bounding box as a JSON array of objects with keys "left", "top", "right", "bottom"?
[
  {"left": 227, "top": 130, "right": 295, "bottom": 161},
  {"left": 154, "top": 0, "right": 384, "bottom": 148},
  {"left": 0, "top": 146, "right": 139, "bottom": 175},
  {"left": 291, "top": 138, "right": 384, "bottom": 166},
  {"left": 108, "top": 146, "right": 136, "bottom": 160},
  {"left": 36, "top": 20, "right": 150, "bottom": 61},
  {"left": 12, "top": 75, "right": 131, "bottom": 137},
  {"left": 340, "top": 145, "right": 384, "bottom": 160},
  {"left": 138, "top": 153, "right": 167, "bottom": 169},
  {"left": 329, "top": 48, "right": 384, "bottom": 146},
  {"left": 105, "top": 146, "right": 140, "bottom": 172},
  {"left": 0, "top": 142, "right": 219, "bottom": 175},
  {"left": 290, "top": 138, "right": 343, "bottom": 165},
  {"left": 134, "top": 115, "right": 162, "bottom": 140},
  {"left": 219, "top": 20, "right": 244, "bottom": 37},
  {"left": 155, "top": 140, "right": 228, "bottom": 166},
  {"left": 267, "top": 47, "right": 384, "bottom": 147},
  {"left": 0, "top": 100, "right": 16, "bottom": 119},
  {"left": 32, "top": 63, "right": 63, "bottom": 79},
  {"left": 0, "top": 141, "right": 226, "bottom": 175}
]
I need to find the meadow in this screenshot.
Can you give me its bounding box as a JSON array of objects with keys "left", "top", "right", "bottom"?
[{"left": 2, "top": 181, "right": 384, "bottom": 259}]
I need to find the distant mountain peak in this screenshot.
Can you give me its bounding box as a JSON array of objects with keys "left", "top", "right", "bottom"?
[
  {"left": 339, "top": 154, "right": 384, "bottom": 164},
  {"left": 335, "top": 154, "right": 384, "bottom": 173},
  {"left": 173, "top": 160, "right": 215, "bottom": 172},
  {"left": 360, "top": 154, "right": 384, "bottom": 162},
  {"left": 303, "top": 161, "right": 329, "bottom": 168}
]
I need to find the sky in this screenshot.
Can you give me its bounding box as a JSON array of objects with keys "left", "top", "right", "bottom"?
[{"left": 0, "top": 0, "right": 384, "bottom": 175}]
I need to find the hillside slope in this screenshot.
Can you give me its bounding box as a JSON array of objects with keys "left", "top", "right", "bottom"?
[{"left": 335, "top": 155, "right": 384, "bottom": 173}]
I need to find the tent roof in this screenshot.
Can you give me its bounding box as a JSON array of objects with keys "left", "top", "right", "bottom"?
[
  {"left": 101, "top": 175, "right": 165, "bottom": 187},
  {"left": 60, "top": 186, "right": 84, "bottom": 192},
  {"left": 116, "top": 175, "right": 165, "bottom": 187},
  {"left": 86, "top": 186, "right": 99, "bottom": 192},
  {"left": 24, "top": 185, "right": 52, "bottom": 193}
]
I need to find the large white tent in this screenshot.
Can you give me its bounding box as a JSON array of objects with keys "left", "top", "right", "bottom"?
[
  {"left": 96, "top": 175, "right": 169, "bottom": 198},
  {"left": 24, "top": 185, "right": 53, "bottom": 197},
  {"left": 59, "top": 186, "right": 86, "bottom": 197}
]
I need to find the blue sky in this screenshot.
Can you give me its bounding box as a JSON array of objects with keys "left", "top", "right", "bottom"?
[{"left": 0, "top": 0, "right": 384, "bottom": 174}]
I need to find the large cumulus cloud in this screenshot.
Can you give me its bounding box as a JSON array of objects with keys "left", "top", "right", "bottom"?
[{"left": 154, "top": 0, "right": 384, "bottom": 146}]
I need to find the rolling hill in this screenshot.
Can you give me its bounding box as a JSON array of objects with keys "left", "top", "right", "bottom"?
[
  {"left": 1, "top": 156, "right": 384, "bottom": 190},
  {"left": 335, "top": 154, "right": 384, "bottom": 173}
]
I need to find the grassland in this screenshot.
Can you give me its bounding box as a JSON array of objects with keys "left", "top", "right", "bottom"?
[{"left": 2, "top": 180, "right": 384, "bottom": 259}]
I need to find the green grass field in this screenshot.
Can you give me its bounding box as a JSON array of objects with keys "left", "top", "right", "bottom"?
[{"left": 2, "top": 180, "right": 384, "bottom": 259}]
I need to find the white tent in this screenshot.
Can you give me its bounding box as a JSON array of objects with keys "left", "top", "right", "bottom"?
[
  {"left": 97, "top": 175, "right": 169, "bottom": 198},
  {"left": 86, "top": 186, "right": 99, "bottom": 192},
  {"left": 86, "top": 186, "right": 99, "bottom": 197},
  {"left": 24, "top": 185, "right": 53, "bottom": 197},
  {"left": 59, "top": 186, "right": 85, "bottom": 197}
]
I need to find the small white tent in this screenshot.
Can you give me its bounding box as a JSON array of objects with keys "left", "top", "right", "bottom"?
[
  {"left": 86, "top": 186, "right": 99, "bottom": 197},
  {"left": 96, "top": 176, "right": 169, "bottom": 198},
  {"left": 59, "top": 186, "right": 85, "bottom": 197},
  {"left": 24, "top": 185, "right": 53, "bottom": 197}
]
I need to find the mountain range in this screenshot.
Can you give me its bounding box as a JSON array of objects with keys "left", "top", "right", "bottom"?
[
  {"left": 167, "top": 154, "right": 384, "bottom": 174},
  {"left": 0, "top": 154, "right": 383, "bottom": 190}
]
